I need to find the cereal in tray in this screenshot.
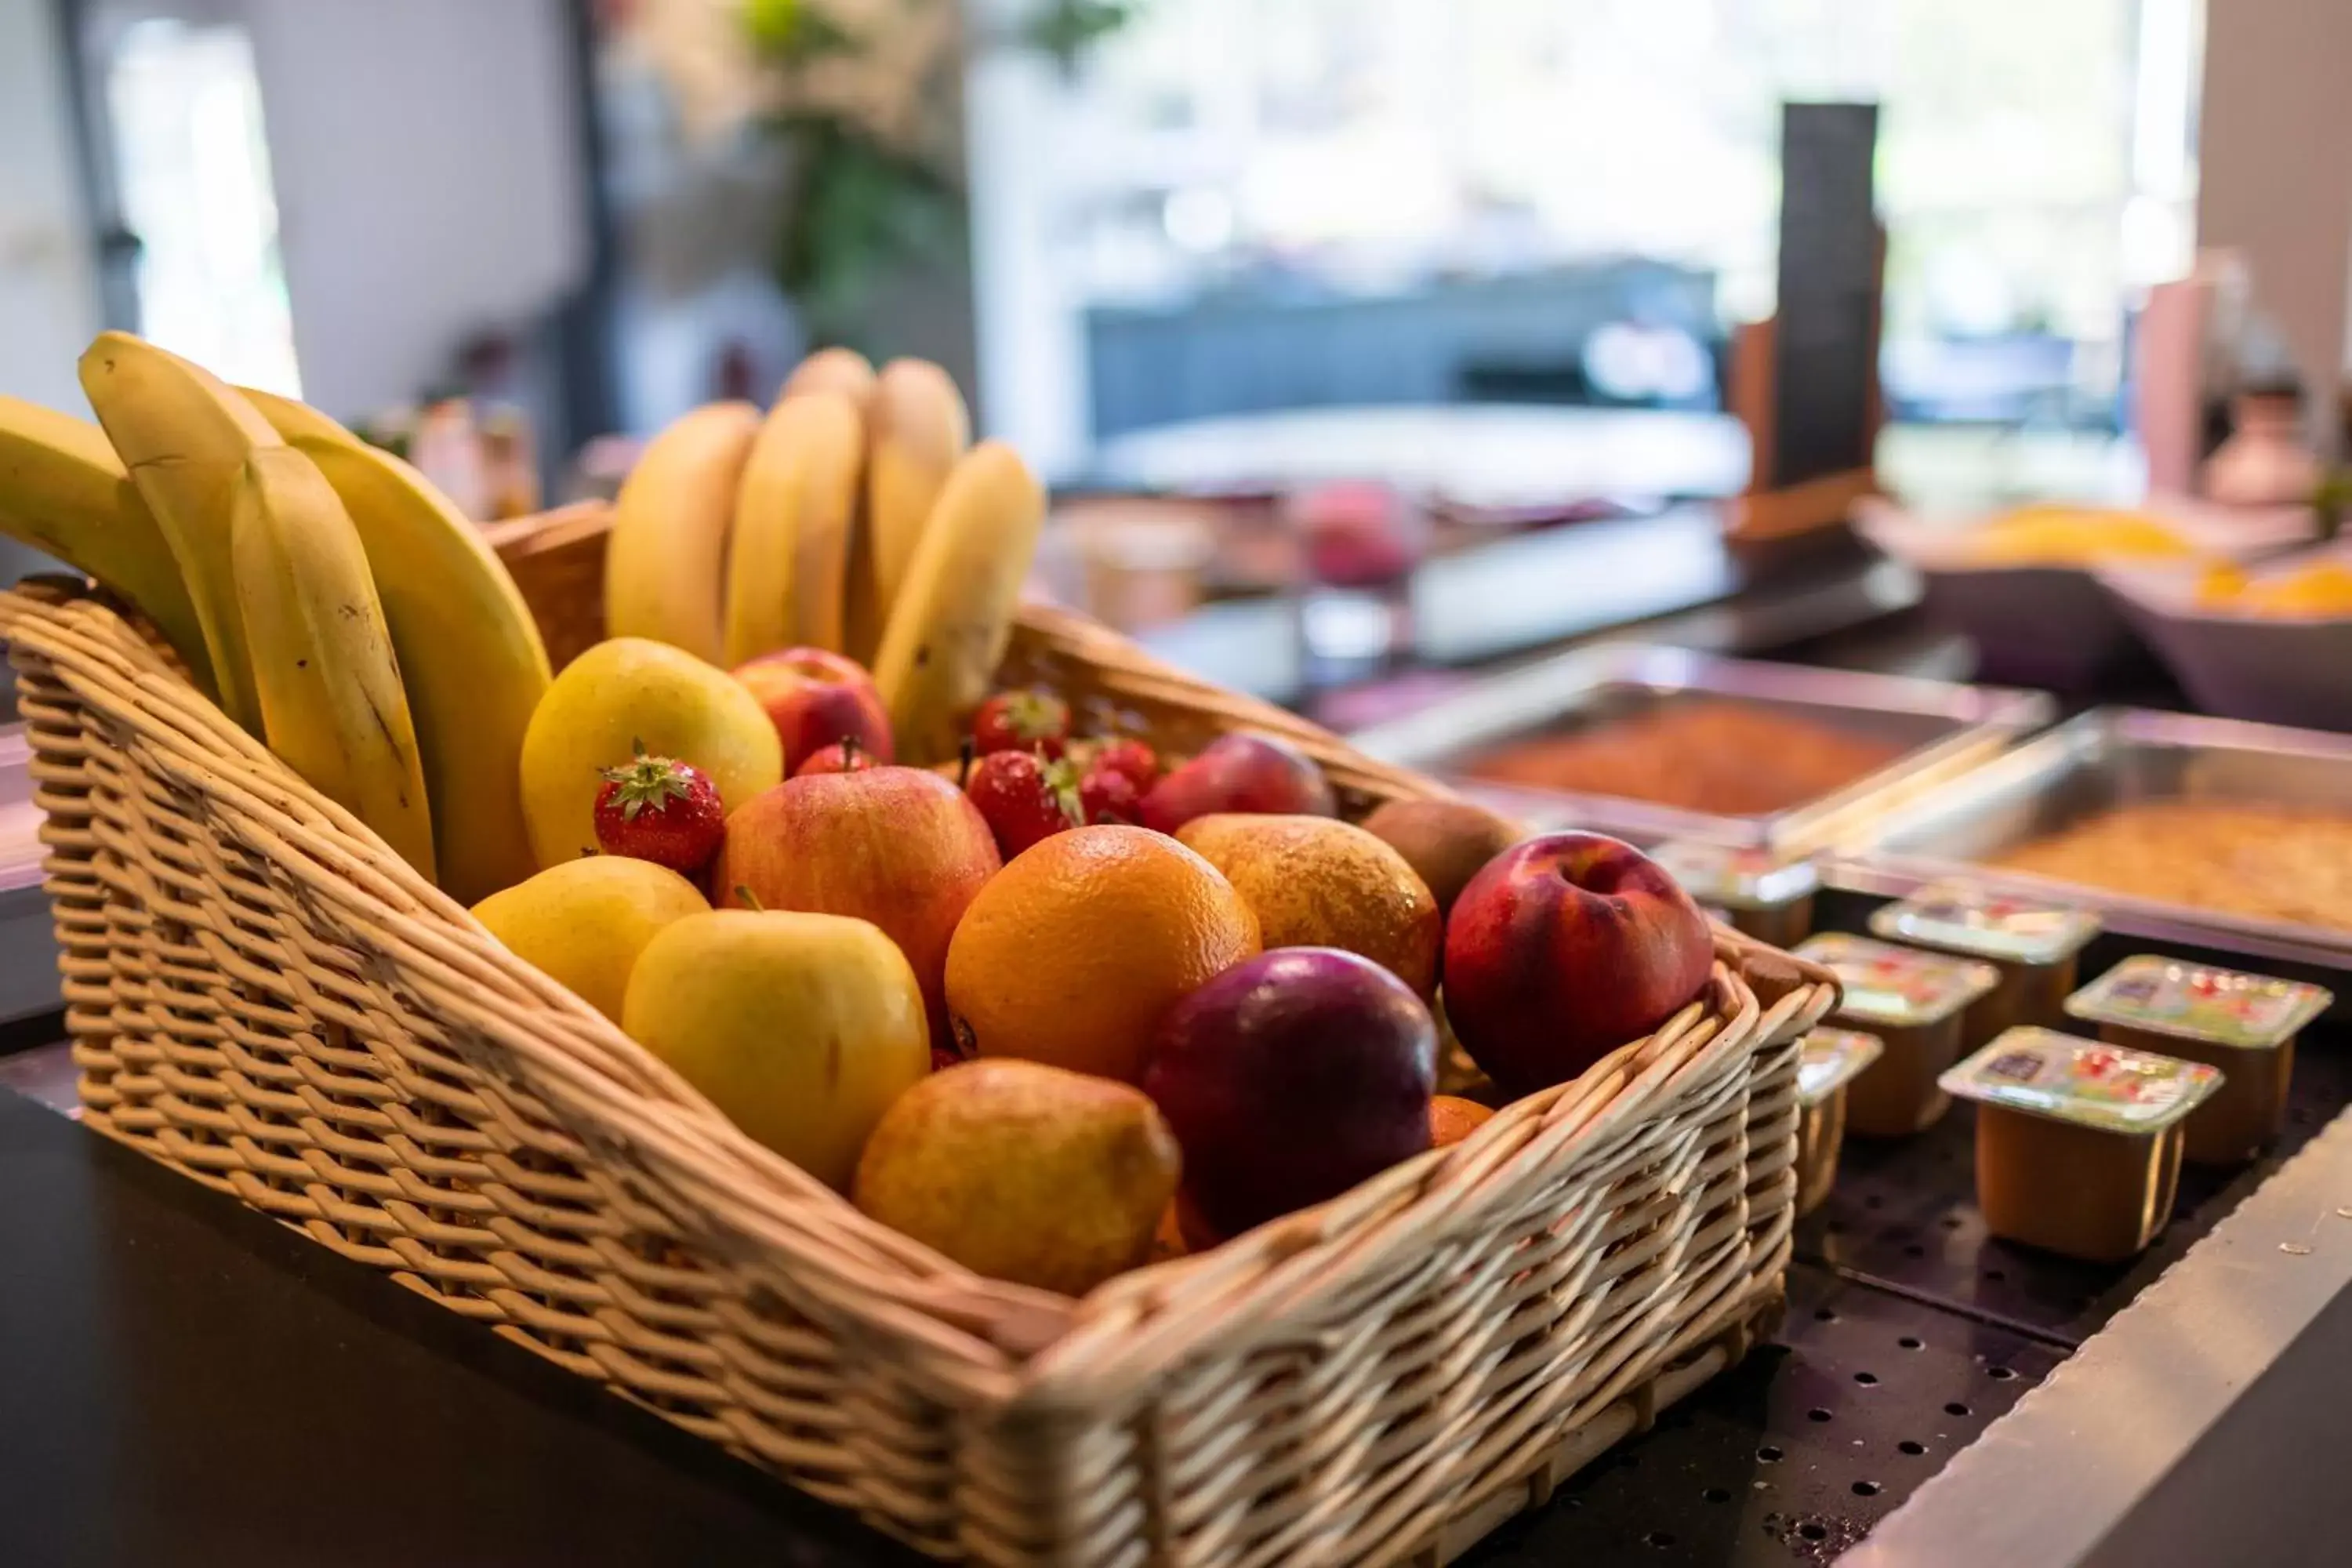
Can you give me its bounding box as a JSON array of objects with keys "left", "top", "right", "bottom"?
[
  {"left": 1465, "top": 700, "right": 1905, "bottom": 816},
  {"left": 1993, "top": 800, "right": 2352, "bottom": 932}
]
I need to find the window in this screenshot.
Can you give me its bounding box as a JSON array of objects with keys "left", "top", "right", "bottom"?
[
  {"left": 106, "top": 18, "right": 301, "bottom": 394},
  {"left": 970, "top": 0, "right": 2202, "bottom": 460}
]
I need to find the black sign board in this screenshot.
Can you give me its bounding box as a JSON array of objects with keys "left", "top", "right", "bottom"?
[{"left": 1769, "top": 102, "right": 1881, "bottom": 492}]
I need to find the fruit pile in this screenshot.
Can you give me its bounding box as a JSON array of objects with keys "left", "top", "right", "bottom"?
[
  {"left": 492, "top": 671, "right": 1716, "bottom": 1294},
  {"left": 483, "top": 351, "right": 1717, "bottom": 1291},
  {"left": 2, "top": 338, "right": 1722, "bottom": 1301}
]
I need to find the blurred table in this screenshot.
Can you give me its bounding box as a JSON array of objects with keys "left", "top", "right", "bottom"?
[{"left": 1093, "top": 405, "right": 1752, "bottom": 509}]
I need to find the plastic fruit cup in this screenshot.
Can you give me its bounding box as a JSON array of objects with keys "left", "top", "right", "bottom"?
[
  {"left": 1940, "top": 1027, "right": 2222, "bottom": 1263},
  {"left": 1793, "top": 1027, "right": 1884, "bottom": 1217},
  {"left": 1795, "top": 934, "right": 2001, "bottom": 1138},
  {"left": 1650, "top": 840, "right": 1819, "bottom": 950},
  {"left": 1869, "top": 881, "right": 2100, "bottom": 1044},
  {"left": 2063, "top": 955, "right": 2330, "bottom": 1167}
]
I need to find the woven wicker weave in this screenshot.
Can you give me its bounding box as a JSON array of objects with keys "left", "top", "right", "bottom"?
[{"left": 2, "top": 524, "right": 1836, "bottom": 1566}]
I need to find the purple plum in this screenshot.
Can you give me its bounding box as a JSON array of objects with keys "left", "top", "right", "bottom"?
[{"left": 1142, "top": 947, "right": 1437, "bottom": 1238}]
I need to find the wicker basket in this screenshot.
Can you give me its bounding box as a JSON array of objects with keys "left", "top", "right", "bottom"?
[{"left": 2, "top": 516, "right": 1837, "bottom": 1566}]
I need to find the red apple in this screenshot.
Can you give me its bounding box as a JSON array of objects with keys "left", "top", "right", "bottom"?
[
  {"left": 714, "top": 766, "right": 1000, "bottom": 1040},
  {"left": 1140, "top": 732, "right": 1335, "bottom": 833},
  {"left": 731, "top": 647, "right": 895, "bottom": 775},
  {"left": 1443, "top": 832, "right": 1714, "bottom": 1094}
]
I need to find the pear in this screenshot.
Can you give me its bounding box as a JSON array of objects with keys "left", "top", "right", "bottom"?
[
  {"left": 623, "top": 909, "right": 929, "bottom": 1190},
  {"left": 853, "top": 1059, "right": 1180, "bottom": 1296},
  {"left": 472, "top": 857, "right": 709, "bottom": 1023}
]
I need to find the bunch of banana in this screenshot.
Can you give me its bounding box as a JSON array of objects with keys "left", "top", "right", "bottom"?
[
  {"left": 604, "top": 347, "right": 1043, "bottom": 764},
  {"left": 240, "top": 387, "right": 552, "bottom": 903},
  {"left": 0, "top": 332, "right": 550, "bottom": 904}
]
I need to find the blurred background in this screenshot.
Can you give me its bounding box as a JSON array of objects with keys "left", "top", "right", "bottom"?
[{"left": 3, "top": 0, "right": 2347, "bottom": 712}]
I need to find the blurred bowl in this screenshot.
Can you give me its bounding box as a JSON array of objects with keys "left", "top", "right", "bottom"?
[
  {"left": 2102, "top": 544, "right": 2352, "bottom": 731},
  {"left": 1856, "top": 495, "right": 2311, "bottom": 691}
]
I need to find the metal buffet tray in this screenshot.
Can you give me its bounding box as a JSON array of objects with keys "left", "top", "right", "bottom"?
[
  {"left": 1346, "top": 644, "right": 2054, "bottom": 855},
  {"left": 1830, "top": 707, "right": 2352, "bottom": 972}
]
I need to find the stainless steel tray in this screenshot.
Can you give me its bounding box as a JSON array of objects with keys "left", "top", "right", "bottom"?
[
  {"left": 1829, "top": 707, "right": 2352, "bottom": 971},
  {"left": 1345, "top": 644, "right": 2055, "bottom": 855}
]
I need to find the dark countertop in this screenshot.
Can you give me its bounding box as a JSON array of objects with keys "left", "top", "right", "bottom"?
[
  {"left": 0, "top": 1069, "right": 1999, "bottom": 1568},
  {"left": 0, "top": 1082, "right": 921, "bottom": 1568}
]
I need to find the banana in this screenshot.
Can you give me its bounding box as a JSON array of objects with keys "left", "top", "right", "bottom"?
[
  {"left": 78, "top": 331, "right": 281, "bottom": 735},
  {"left": 724, "top": 390, "right": 865, "bottom": 663},
  {"left": 234, "top": 386, "right": 351, "bottom": 447},
  {"left": 0, "top": 395, "right": 214, "bottom": 692},
  {"left": 872, "top": 441, "right": 1046, "bottom": 763},
  {"left": 604, "top": 401, "right": 761, "bottom": 665},
  {"left": 230, "top": 446, "right": 436, "bottom": 881},
  {"left": 780, "top": 346, "right": 877, "bottom": 412},
  {"left": 243, "top": 390, "right": 552, "bottom": 905},
  {"left": 851, "top": 358, "right": 968, "bottom": 662}
]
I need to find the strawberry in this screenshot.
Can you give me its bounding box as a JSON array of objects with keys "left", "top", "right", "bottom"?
[
  {"left": 971, "top": 690, "right": 1070, "bottom": 760},
  {"left": 794, "top": 735, "right": 877, "bottom": 777},
  {"left": 965, "top": 748, "right": 1079, "bottom": 857},
  {"left": 593, "top": 741, "right": 726, "bottom": 873},
  {"left": 1092, "top": 737, "right": 1160, "bottom": 791},
  {"left": 1078, "top": 765, "right": 1142, "bottom": 826}
]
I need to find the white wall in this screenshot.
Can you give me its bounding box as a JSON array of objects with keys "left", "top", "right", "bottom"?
[
  {"left": 0, "top": 0, "right": 105, "bottom": 415},
  {"left": 241, "top": 0, "right": 587, "bottom": 419}
]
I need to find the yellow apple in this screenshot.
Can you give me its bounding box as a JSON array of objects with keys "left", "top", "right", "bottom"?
[
  {"left": 519, "top": 637, "right": 782, "bottom": 869},
  {"left": 471, "top": 857, "right": 710, "bottom": 1023},
  {"left": 622, "top": 909, "right": 929, "bottom": 1189}
]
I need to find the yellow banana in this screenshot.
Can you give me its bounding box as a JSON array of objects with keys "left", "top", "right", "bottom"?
[
  {"left": 604, "top": 401, "right": 761, "bottom": 665},
  {"left": 780, "top": 347, "right": 877, "bottom": 412},
  {"left": 782, "top": 348, "right": 884, "bottom": 657},
  {"left": 78, "top": 332, "right": 279, "bottom": 735},
  {"left": 851, "top": 358, "right": 968, "bottom": 662},
  {"left": 234, "top": 386, "right": 351, "bottom": 446},
  {"left": 724, "top": 390, "right": 864, "bottom": 663},
  {"left": 230, "top": 446, "right": 436, "bottom": 881},
  {"left": 872, "top": 441, "right": 1046, "bottom": 763},
  {"left": 0, "top": 395, "right": 214, "bottom": 692},
  {"left": 244, "top": 390, "right": 552, "bottom": 905}
]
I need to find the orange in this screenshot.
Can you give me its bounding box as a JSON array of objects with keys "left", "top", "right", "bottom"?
[
  {"left": 1175, "top": 813, "right": 1442, "bottom": 998},
  {"left": 1429, "top": 1094, "right": 1497, "bottom": 1149},
  {"left": 945, "top": 826, "right": 1260, "bottom": 1083}
]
